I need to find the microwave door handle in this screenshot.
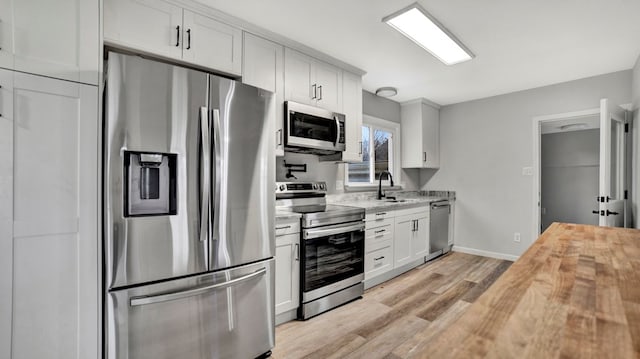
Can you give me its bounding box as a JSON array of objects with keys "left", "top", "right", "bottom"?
[
  {"left": 334, "top": 116, "right": 340, "bottom": 146},
  {"left": 199, "top": 107, "right": 210, "bottom": 242}
]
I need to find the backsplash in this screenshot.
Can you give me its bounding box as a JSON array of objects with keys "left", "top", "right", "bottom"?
[{"left": 276, "top": 152, "right": 421, "bottom": 194}]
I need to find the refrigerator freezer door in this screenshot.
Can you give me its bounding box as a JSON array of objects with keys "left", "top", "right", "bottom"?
[
  {"left": 209, "top": 77, "right": 275, "bottom": 270},
  {"left": 105, "top": 52, "right": 209, "bottom": 289},
  {"left": 106, "top": 259, "right": 275, "bottom": 359}
]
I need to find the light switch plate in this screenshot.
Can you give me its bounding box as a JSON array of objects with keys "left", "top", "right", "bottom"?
[
  {"left": 335, "top": 180, "right": 344, "bottom": 189},
  {"left": 522, "top": 167, "right": 533, "bottom": 176}
]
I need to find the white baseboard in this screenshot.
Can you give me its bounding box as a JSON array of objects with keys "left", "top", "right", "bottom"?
[{"left": 452, "top": 246, "right": 519, "bottom": 262}]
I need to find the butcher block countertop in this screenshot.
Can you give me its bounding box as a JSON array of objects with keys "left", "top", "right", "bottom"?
[{"left": 417, "top": 222, "right": 640, "bottom": 359}]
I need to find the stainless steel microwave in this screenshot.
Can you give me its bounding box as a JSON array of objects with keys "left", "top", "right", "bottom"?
[{"left": 284, "top": 101, "right": 346, "bottom": 154}]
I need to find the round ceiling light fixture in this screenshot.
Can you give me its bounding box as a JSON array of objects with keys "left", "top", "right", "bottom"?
[{"left": 375, "top": 87, "right": 398, "bottom": 97}]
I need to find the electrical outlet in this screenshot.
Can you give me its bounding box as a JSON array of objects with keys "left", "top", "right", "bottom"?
[
  {"left": 522, "top": 167, "right": 533, "bottom": 176},
  {"left": 514, "top": 232, "right": 521, "bottom": 242},
  {"left": 335, "top": 180, "right": 344, "bottom": 189}
]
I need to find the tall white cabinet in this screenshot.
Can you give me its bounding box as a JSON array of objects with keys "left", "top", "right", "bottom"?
[
  {"left": 341, "top": 71, "right": 364, "bottom": 162},
  {"left": 242, "top": 33, "right": 285, "bottom": 156},
  {"left": 0, "top": 72, "right": 99, "bottom": 359},
  {"left": 401, "top": 99, "right": 440, "bottom": 169},
  {"left": 0, "top": 0, "right": 99, "bottom": 85}
]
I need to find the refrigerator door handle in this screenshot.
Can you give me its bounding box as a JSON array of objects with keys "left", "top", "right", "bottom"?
[
  {"left": 199, "top": 107, "right": 211, "bottom": 242},
  {"left": 212, "top": 108, "right": 222, "bottom": 241},
  {"left": 129, "top": 268, "right": 267, "bottom": 307}
]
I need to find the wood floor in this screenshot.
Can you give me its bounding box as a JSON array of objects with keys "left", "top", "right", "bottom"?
[{"left": 272, "top": 252, "right": 512, "bottom": 359}]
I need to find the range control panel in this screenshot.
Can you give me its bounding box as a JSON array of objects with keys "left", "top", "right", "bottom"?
[{"left": 275, "top": 182, "right": 327, "bottom": 195}]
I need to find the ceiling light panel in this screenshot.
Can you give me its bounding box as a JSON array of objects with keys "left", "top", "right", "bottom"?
[{"left": 383, "top": 4, "right": 474, "bottom": 65}]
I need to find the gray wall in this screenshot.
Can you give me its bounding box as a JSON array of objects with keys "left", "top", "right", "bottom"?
[
  {"left": 541, "top": 129, "right": 599, "bottom": 230},
  {"left": 420, "top": 70, "right": 632, "bottom": 257},
  {"left": 633, "top": 55, "right": 640, "bottom": 228},
  {"left": 277, "top": 90, "right": 420, "bottom": 192}
]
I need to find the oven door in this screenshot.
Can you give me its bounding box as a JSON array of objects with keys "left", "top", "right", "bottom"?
[
  {"left": 301, "top": 222, "right": 364, "bottom": 303},
  {"left": 285, "top": 101, "right": 345, "bottom": 152}
]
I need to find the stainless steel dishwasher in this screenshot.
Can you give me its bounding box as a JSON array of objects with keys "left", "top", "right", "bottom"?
[{"left": 428, "top": 200, "right": 451, "bottom": 261}]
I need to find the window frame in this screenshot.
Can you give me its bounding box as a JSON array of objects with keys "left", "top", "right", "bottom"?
[{"left": 345, "top": 115, "right": 401, "bottom": 189}]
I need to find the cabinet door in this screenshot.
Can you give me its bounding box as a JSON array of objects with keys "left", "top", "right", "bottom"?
[
  {"left": 0, "top": 0, "right": 13, "bottom": 70},
  {"left": 341, "top": 71, "right": 363, "bottom": 162},
  {"left": 412, "top": 215, "right": 429, "bottom": 259},
  {"left": 2, "top": 0, "right": 98, "bottom": 84},
  {"left": 422, "top": 103, "right": 440, "bottom": 168},
  {"left": 11, "top": 73, "right": 98, "bottom": 359},
  {"left": 394, "top": 215, "right": 414, "bottom": 268},
  {"left": 284, "top": 48, "right": 315, "bottom": 106},
  {"left": 0, "top": 68, "right": 13, "bottom": 359},
  {"left": 182, "top": 10, "right": 242, "bottom": 75},
  {"left": 243, "top": 33, "right": 285, "bottom": 156},
  {"left": 104, "top": 0, "right": 183, "bottom": 61},
  {"left": 275, "top": 233, "right": 300, "bottom": 315},
  {"left": 314, "top": 61, "right": 342, "bottom": 112}
]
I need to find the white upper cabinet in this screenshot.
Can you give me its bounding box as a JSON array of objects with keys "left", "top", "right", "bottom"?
[
  {"left": 284, "top": 48, "right": 342, "bottom": 113},
  {"left": 242, "top": 32, "right": 285, "bottom": 156},
  {"left": 104, "top": 0, "right": 183, "bottom": 60},
  {"left": 341, "top": 71, "right": 363, "bottom": 162},
  {"left": 104, "top": 0, "right": 242, "bottom": 76},
  {"left": 182, "top": 10, "right": 242, "bottom": 75},
  {"left": 0, "top": 0, "right": 99, "bottom": 85},
  {"left": 401, "top": 99, "right": 440, "bottom": 168},
  {"left": 8, "top": 72, "right": 99, "bottom": 359}
]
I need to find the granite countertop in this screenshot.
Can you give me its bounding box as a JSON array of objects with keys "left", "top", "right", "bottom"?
[{"left": 335, "top": 196, "right": 448, "bottom": 213}]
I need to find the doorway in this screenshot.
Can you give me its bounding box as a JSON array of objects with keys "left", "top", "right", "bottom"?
[{"left": 532, "top": 99, "right": 629, "bottom": 238}]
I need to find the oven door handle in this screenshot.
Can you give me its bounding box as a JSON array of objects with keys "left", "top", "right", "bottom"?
[{"left": 303, "top": 222, "right": 365, "bottom": 240}]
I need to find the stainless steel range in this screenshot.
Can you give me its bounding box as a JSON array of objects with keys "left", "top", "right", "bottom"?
[{"left": 276, "top": 182, "right": 365, "bottom": 319}]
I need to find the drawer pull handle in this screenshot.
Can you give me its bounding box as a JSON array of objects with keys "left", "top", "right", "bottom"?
[
  {"left": 276, "top": 225, "right": 292, "bottom": 230},
  {"left": 376, "top": 212, "right": 387, "bottom": 216},
  {"left": 374, "top": 256, "right": 385, "bottom": 261},
  {"left": 374, "top": 229, "right": 386, "bottom": 234}
]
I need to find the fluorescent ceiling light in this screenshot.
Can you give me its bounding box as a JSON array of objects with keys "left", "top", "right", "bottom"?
[{"left": 383, "top": 3, "right": 474, "bottom": 65}]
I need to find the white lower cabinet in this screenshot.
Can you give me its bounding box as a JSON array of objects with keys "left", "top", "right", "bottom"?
[
  {"left": 0, "top": 71, "right": 99, "bottom": 359},
  {"left": 275, "top": 219, "right": 300, "bottom": 321},
  {"left": 364, "top": 206, "right": 430, "bottom": 288}
]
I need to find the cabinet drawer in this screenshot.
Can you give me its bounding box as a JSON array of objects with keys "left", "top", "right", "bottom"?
[
  {"left": 365, "top": 225, "right": 393, "bottom": 247},
  {"left": 365, "top": 214, "right": 394, "bottom": 228},
  {"left": 275, "top": 219, "right": 300, "bottom": 236},
  {"left": 365, "top": 245, "right": 393, "bottom": 279}
]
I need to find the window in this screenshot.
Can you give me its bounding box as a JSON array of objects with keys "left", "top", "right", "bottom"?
[{"left": 346, "top": 115, "right": 400, "bottom": 187}]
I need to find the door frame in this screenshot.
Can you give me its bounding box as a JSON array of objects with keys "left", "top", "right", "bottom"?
[{"left": 531, "top": 107, "right": 600, "bottom": 241}]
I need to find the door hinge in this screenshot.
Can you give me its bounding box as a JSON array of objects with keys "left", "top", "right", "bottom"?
[{"left": 624, "top": 123, "right": 629, "bottom": 133}]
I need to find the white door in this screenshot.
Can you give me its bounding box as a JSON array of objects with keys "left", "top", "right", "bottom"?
[
  {"left": 10, "top": 72, "right": 99, "bottom": 359},
  {"left": 275, "top": 233, "right": 299, "bottom": 315},
  {"left": 242, "top": 33, "right": 284, "bottom": 156},
  {"left": 0, "top": 68, "right": 13, "bottom": 359},
  {"left": 598, "top": 98, "right": 626, "bottom": 227},
  {"left": 314, "top": 61, "right": 342, "bottom": 112},
  {"left": 393, "top": 215, "right": 414, "bottom": 267},
  {"left": 284, "top": 48, "right": 315, "bottom": 106},
  {"left": 411, "top": 215, "right": 429, "bottom": 259},
  {"left": 182, "top": 10, "right": 242, "bottom": 75},
  {"left": 341, "top": 71, "right": 363, "bottom": 162},
  {"left": 1, "top": 0, "right": 99, "bottom": 85},
  {"left": 104, "top": 0, "right": 183, "bottom": 61}
]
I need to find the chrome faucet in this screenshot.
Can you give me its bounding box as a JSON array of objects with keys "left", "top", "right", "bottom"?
[{"left": 377, "top": 171, "right": 394, "bottom": 200}]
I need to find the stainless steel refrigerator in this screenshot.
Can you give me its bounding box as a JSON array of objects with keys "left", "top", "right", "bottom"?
[{"left": 103, "top": 51, "right": 275, "bottom": 359}]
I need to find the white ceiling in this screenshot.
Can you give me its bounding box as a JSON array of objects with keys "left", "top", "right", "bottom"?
[{"left": 198, "top": 0, "right": 640, "bottom": 106}]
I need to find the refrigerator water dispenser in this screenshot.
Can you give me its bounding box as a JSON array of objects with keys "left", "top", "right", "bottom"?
[{"left": 124, "top": 151, "right": 177, "bottom": 216}]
